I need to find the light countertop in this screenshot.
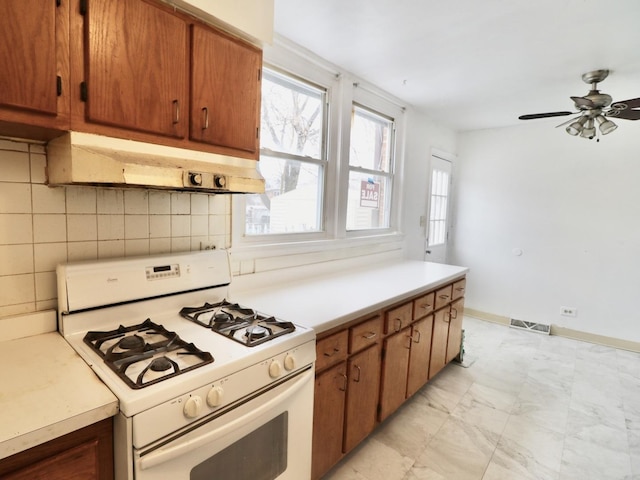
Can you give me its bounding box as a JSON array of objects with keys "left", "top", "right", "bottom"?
[
  {"left": 0, "top": 332, "right": 118, "bottom": 460},
  {"left": 232, "top": 260, "right": 468, "bottom": 334}
]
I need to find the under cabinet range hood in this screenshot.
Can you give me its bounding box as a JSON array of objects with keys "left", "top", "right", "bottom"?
[{"left": 46, "top": 132, "right": 265, "bottom": 194}]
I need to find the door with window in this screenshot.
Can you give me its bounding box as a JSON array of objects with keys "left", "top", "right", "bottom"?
[{"left": 425, "top": 155, "right": 453, "bottom": 263}]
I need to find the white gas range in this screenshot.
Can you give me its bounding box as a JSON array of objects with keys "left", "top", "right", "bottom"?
[{"left": 57, "top": 250, "right": 316, "bottom": 480}]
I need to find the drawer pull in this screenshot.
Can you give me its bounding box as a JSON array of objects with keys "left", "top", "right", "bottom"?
[
  {"left": 323, "top": 347, "right": 340, "bottom": 357},
  {"left": 451, "top": 308, "right": 458, "bottom": 319},
  {"left": 362, "top": 331, "right": 377, "bottom": 340},
  {"left": 406, "top": 335, "right": 412, "bottom": 349},
  {"left": 412, "top": 330, "right": 422, "bottom": 344},
  {"left": 353, "top": 365, "right": 362, "bottom": 383},
  {"left": 456, "top": 287, "right": 465, "bottom": 292},
  {"left": 394, "top": 318, "right": 403, "bottom": 332},
  {"left": 421, "top": 303, "right": 431, "bottom": 309},
  {"left": 439, "top": 294, "right": 449, "bottom": 300},
  {"left": 202, "top": 106, "right": 209, "bottom": 129},
  {"left": 339, "top": 373, "right": 348, "bottom": 392},
  {"left": 444, "top": 312, "right": 451, "bottom": 323},
  {"left": 172, "top": 99, "right": 180, "bottom": 124}
]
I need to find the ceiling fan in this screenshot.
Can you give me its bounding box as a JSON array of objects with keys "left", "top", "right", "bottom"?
[{"left": 518, "top": 70, "right": 640, "bottom": 140}]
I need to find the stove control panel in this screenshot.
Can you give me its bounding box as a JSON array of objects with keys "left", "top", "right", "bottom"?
[
  {"left": 145, "top": 263, "right": 180, "bottom": 281},
  {"left": 183, "top": 395, "right": 203, "bottom": 418},
  {"left": 207, "top": 386, "right": 224, "bottom": 407}
]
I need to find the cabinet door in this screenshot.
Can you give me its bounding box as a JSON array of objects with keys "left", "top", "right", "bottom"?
[
  {"left": 344, "top": 344, "right": 381, "bottom": 453},
  {"left": 406, "top": 315, "right": 434, "bottom": 397},
  {"left": 190, "top": 24, "right": 261, "bottom": 154},
  {"left": 85, "top": 0, "right": 188, "bottom": 138},
  {"left": 378, "top": 328, "right": 411, "bottom": 421},
  {"left": 429, "top": 307, "right": 450, "bottom": 379},
  {"left": 0, "top": 0, "right": 58, "bottom": 116},
  {"left": 312, "top": 362, "right": 346, "bottom": 480},
  {"left": 446, "top": 297, "right": 465, "bottom": 363}
]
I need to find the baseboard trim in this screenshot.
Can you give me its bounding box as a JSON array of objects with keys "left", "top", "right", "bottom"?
[{"left": 464, "top": 308, "right": 640, "bottom": 353}]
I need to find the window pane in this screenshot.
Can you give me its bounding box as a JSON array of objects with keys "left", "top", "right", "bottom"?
[
  {"left": 260, "top": 70, "right": 325, "bottom": 159},
  {"left": 428, "top": 168, "right": 450, "bottom": 246},
  {"left": 346, "top": 172, "right": 390, "bottom": 231},
  {"left": 245, "top": 155, "right": 323, "bottom": 235},
  {"left": 349, "top": 106, "right": 393, "bottom": 172}
]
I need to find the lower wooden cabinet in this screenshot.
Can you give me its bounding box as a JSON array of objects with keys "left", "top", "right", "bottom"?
[
  {"left": 379, "top": 327, "right": 411, "bottom": 421},
  {"left": 429, "top": 307, "right": 450, "bottom": 379},
  {"left": 406, "top": 315, "right": 434, "bottom": 397},
  {"left": 0, "top": 418, "right": 113, "bottom": 480},
  {"left": 446, "top": 297, "right": 465, "bottom": 363}
]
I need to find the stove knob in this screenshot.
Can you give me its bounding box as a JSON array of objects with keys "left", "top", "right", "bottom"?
[
  {"left": 269, "top": 360, "right": 282, "bottom": 378},
  {"left": 207, "top": 386, "right": 224, "bottom": 408},
  {"left": 183, "top": 395, "right": 203, "bottom": 419},
  {"left": 284, "top": 354, "right": 295, "bottom": 371}
]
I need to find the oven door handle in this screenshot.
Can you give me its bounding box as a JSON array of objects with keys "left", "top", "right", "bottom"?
[{"left": 139, "top": 368, "right": 313, "bottom": 470}]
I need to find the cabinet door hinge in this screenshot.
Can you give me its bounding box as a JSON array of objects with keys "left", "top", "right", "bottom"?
[
  {"left": 56, "top": 76, "right": 62, "bottom": 96},
  {"left": 79, "top": 0, "right": 87, "bottom": 15},
  {"left": 80, "top": 82, "right": 88, "bottom": 102}
]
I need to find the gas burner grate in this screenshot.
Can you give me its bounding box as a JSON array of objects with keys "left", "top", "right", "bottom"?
[
  {"left": 83, "top": 319, "right": 213, "bottom": 389},
  {"left": 179, "top": 300, "right": 296, "bottom": 347}
]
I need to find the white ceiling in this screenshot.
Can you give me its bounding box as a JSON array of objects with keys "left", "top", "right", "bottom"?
[{"left": 272, "top": 0, "right": 640, "bottom": 132}]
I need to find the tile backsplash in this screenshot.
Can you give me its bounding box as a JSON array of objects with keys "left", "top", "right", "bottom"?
[{"left": 0, "top": 137, "right": 231, "bottom": 319}]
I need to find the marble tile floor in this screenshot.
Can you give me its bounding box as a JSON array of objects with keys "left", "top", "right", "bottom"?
[{"left": 323, "top": 316, "right": 640, "bottom": 480}]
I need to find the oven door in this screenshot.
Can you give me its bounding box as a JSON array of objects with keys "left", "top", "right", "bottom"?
[{"left": 133, "top": 367, "right": 314, "bottom": 480}]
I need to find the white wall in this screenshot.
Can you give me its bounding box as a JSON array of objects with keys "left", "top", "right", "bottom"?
[
  {"left": 401, "top": 108, "right": 458, "bottom": 261},
  {"left": 450, "top": 120, "right": 640, "bottom": 342}
]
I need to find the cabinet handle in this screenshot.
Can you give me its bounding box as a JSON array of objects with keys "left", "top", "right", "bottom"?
[
  {"left": 362, "top": 331, "right": 377, "bottom": 340},
  {"left": 451, "top": 308, "right": 458, "bottom": 319},
  {"left": 202, "top": 107, "right": 209, "bottom": 129},
  {"left": 339, "top": 373, "right": 348, "bottom": 392},
  {"left": 421, "top": 303, "right": 431, "bottom": 309},
  {"left": 444, "top": 312, "right": 451, "bottom": 323},
  {"left": 412, "top": 330, "right": 421, "bottom": 344},
  {"left": 394, "top": 318, "right": 403, "bottom": 332},
  {"left": 323, "top": 347, "right": 340, "bottom": 357},
  {"left": 353, "top": 365, "right": 362, "bottom": 383},
  {"left": 439, "top": 294, "right": 449, "bottom": 300},
  {"left": 456, "top": 287, "right": 465, "bottom": 292},
  {"left": 406, "top": 335, "right": 412, "bottom": 349},
  {"left": 172, "top": 100, "right": 180, "bottom": 124}
]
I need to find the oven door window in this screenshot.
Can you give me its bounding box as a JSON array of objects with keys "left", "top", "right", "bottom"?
[{"left": 191, "top": 413, "right": 288, "bottom": 480}]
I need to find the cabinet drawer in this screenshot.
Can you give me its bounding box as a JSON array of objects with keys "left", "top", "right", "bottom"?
[
  {"left": 434, "top": 284, "right": 453, "bottom": 310},
  {"left": 349, "top": 315, "right": 382, "bottom": 353},
  {"left": 384, "top": 302, "right": 413, "bottom": 334},
  {"left": 315, "top": 330, "right": 349, "bottom": 371},
  {"left": 452, "top": 278, "right": 466, "bottom": 300},
  {"left": 413, "top": 292, "right": 435, "bottom": 320}
]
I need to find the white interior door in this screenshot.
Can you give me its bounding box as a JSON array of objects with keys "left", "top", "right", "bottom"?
[{"left": 425, "top": 155, "right": 453, "bottom": 263}]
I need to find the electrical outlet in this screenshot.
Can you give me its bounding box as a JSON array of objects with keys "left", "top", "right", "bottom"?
[
  {"left": 199, "top": 242, "right": 217, "bottom": 251},
  {"left": 560, "top": 306, "right": 577, "bottom": 317}
]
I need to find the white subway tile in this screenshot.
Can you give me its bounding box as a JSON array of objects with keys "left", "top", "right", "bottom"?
[
  {"left": 191, "top": 215, "right": 208, "bottom": 236},
  {"left": 149, "top": 191, "right": 171, "bottom": 214},
  {"left": 171, "top": 237, "right": 191, "bottom": 252},
  {"left": 67, "top": 241, "right": 98, "bottom": 262},
  {"left": 0, "top": 303, "right": 34, "bottom": 319},
  {"left": 33, "top": 214, "right": 67, "bottom": 243},
  {"left": 66, "top": 187, "right": 97, "bottom": 213},
  {"left": 67, "top": 214, "right": 97, "bottom": 241},
  {"left": 29, "top": 144, "right": 46, "bottom": 155},
  {"left": 149, "top": 238, "right": 171, "bottom": 254},
  {"left": 0, "top": 150, "right": 30, "bottom": 182},
  {"left": 97, "top": 214, "right": 125, "bottom": 240},
  {"left": 125, "top": 239, "right": 150, "bottom": 257},
  {"left": 191, "top": 193, "right": 209, "bottom": 215},
  {"left": 0, "top": 183, "right": 32, "bottom": 213},
  {"left": 171, "top": 215, "right": 191, "bottom": 237},
  {"left": 190, "top": 236, "right": 208, "bottom": 251},
  {"left": 0, "top": 244, "right": 33, "bottom": 276},
  {"left": 149, "top": 215, "right": 170, "bottom": 238},
  {"left": 0, "top": 139, "right": 29, "bottom": 152},
  {"left": 209, "top": 195, "right": 230, "bottom": 215},
  {"left": 209, "top": 214, "right": 228, "bottom": 236},
  {"left": 30, "top": 153, "right": 47, "bottom": 183},
  {"left": 124, "top": 190, "right": 149, "bottom": 214},
  {"left": 171, "top": 192, "right": 191, "bottom": 214},
  {"left": 34, "top": 242, "right": 67, "bottom": 272},
  {"left": 35, "top": 272, "right": 57, "bottom": 301},
  {"left": 0, "top": 214, "right": 33, "bottom": 244},
  {"left": 125, "top": 214, "right": 150, "bottom": 239},
  {"left": 0, "top": 274, "right": 35, "bottom": 306},
  {"left": 32, "top": 184, "right": 66, "bottom": 214},
  {"left": 97, "top": 189, "right": 124, "bottom": 214},
  {"left": 98, "top": 240, "right": 125, "bottom": 258}
]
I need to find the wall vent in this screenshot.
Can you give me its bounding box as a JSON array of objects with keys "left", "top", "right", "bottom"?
[{"left": 509, "top": 318, "right": 550, "bottom": 335}]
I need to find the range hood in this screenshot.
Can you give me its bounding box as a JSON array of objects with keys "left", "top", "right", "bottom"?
[{"left": 46, "top": 132, "right": 265, "bottom": 194}]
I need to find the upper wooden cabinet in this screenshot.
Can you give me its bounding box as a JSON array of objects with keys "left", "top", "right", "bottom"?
[
  {"left": 0, "top": 0, "right": 70, "bottom": 139},
  {"left": 190, "top": 24, "right": 261, "bottom": 154},
  {"left": 83, "top": 0, "right": 188, "bottom": 138}
]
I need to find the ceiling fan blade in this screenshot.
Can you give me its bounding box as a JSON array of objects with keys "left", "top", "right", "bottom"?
[
  {"left": 571, "top": 96, "right": 595, "bottom": 108},
  {"left": 518, "top": 111, "right": 573, "bottom": 120},
  {"left": 607, "top": 109, "right": 640, "bottom": 120},
  {"left": 611, "top": 97, "right": 640, "bottom": 109}
]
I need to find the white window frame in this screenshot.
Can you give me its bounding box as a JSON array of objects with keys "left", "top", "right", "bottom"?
[{"left": 232, "top": 38, "right": 405, "bottom": 258}]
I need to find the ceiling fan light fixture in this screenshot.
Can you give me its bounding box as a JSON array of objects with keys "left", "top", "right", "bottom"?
[
  {"left": 566, "top": 116, "right": 588, "bottom": 136},
  {"left": 580, "top": 118, "right": 596, "bottom": 139},
  {"left": 596, "top": 115, "right": 618, "bottom": 135}
]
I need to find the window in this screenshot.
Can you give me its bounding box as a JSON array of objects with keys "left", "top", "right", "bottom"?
[
  {"left": 346, "top": 105, "right": 395, "bottom": 231},
  {"left": 244, "top": 69, "right": 327, "bottom": 235},
  {"left": 427, "top": 164, "right": 450, "bottom": 246}
]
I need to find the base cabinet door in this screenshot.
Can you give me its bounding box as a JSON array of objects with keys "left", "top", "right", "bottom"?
[
  {"left": 378, "top": 328, "right": 411, "bottom": 421},
  {"left": 311, "top": 361, "right": 346, "bottom": 480},
  {"left": 344, "top": 344, "right": 381, "bottom": 453},
  {"left": 429, "top": 308, "right": 450, "bottom": 379},
  {"left": 446, "top": 297, "right": 465, "bottom": 363},
  {"left": 406, "top": 315, "right": 434, "bottom": 397}
]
